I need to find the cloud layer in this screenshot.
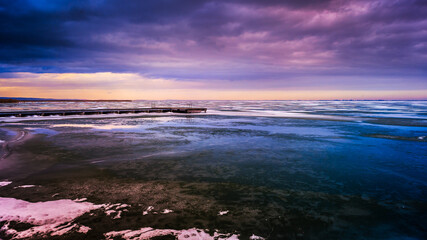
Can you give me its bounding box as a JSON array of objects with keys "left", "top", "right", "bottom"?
[{"left": 0, "top": 0, "right": 426, "bottom": 98}]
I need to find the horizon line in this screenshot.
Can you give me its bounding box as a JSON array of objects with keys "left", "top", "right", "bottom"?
[{"left": 2, "top": 97, "right": 427, "bottom": 101}]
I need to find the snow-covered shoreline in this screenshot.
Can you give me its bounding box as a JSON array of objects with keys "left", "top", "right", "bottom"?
[
  {"left": 0, "top": 197, "right": 101, "bottom": 239},
  {"left": 0, "top": 196, "right": 257, "bottom": 240}
]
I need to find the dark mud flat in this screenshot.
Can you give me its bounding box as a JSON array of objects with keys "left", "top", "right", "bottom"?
[{"left": 2, "top": 164, "right": 424, "bottom": 240}]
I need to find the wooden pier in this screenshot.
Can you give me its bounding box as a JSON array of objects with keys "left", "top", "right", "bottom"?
[{"left": 0, "top": 107, "right": 207, "bottom": 118}]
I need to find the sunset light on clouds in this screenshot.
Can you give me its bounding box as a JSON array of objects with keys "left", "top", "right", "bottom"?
[
  {"left": 1, "top": 0, "right": 426, "bottom": 99},
  {"left": 1, "top": 2, "right": 427, "bottom": 239}
]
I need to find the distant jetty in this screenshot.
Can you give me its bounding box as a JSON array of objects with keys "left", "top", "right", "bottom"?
[
  {"left": 0, "top": 99, "right": 19, "bottom": 103},
  {"left": 0, "top": 107, "right": 207, "bottom": 118}
]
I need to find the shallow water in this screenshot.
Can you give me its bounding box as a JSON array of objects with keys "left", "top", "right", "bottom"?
[{"left": 0, "top": 101, "right": 426, "bottom": 239}]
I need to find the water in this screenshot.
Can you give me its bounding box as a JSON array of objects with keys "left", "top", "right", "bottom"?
[{"left": 0, "top": 101, "right": 426, "bottom": 239}]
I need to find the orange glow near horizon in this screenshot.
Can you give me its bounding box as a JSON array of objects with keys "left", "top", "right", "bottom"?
[{"left": 1, "top": 72, "right": 426, "bottom": 100}]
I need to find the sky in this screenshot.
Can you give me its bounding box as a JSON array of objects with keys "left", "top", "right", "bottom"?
[{"left": 0, "top": 0, "right": 426, "bottom": 100}]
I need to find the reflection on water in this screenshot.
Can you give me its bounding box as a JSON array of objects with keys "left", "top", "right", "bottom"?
[{"left": 0, "top": 101, "right": 426, "bottom": 239}]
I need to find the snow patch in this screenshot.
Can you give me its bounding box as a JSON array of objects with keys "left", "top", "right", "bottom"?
[
  {"left": 77, "top": 224, "right": 92, "bottom": 234},
  {"left": 218, "top": 210, "right": 229, "bottom": 216},
  {"left": 1, "top": 222, "right": 18, "bottom": 236},
  {"left": 14, "top": 185, "right": 37, "bottom": 189},
  {"left": 113, "top": 211, "right": 122, "bottom": 219},
  {"left": 249, "top": 234, "right": 265, "bottom": 240},
  {"left": 73, "top": 198, "right": 87, "bottom": 202},
  {"left": 0, "top": 180, "right": 12, "bottom": 187},
  {"left": 0, "top": 197, "right": 101, "bottom": 238},
  {"left": 104, "top": 227, "right": 239, "bottom": 240},
  {"left": 104, "top": 203, "right": 130, "bottom": 219},
  {"left": 161, "top": 209, "right": 174, "bottom": 214},
  {"left": 142, "top": 206, "right": 154, "bottom": 215}
]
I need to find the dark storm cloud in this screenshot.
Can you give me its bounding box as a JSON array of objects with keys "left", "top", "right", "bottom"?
[{"left": 0, "top": 0, "right": 426, "bottom": 89}]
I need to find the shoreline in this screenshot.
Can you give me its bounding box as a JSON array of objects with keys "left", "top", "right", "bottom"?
[{"left": 0, "top": 99, "right": 132, "bottom": 103}]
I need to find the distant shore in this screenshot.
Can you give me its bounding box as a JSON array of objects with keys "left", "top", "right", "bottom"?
[{"left": 0, "top": 99, "right": 132, "bottom": 103}]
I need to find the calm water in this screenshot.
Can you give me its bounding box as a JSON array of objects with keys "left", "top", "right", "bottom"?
[{"left": 0, "top": 100, "right": 426, "bottom": 239}]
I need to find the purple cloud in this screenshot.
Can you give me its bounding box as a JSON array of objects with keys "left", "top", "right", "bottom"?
[{"left": 0, "top": 0, "right": 426, "bottom": 92}]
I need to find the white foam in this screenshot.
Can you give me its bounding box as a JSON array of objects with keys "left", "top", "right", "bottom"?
[
  {"left": 0, "top": 180, "right": 12, "bottom": 187},
  {"left": 104, "top": 227, "right": 239, "bottom": 240}
]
